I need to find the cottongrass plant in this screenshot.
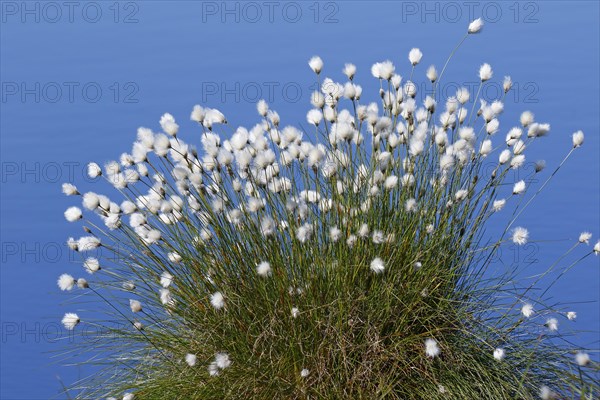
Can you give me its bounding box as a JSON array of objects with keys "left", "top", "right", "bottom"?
[{"left": 58, "top": 19, "right": 599, "bottom": 399}]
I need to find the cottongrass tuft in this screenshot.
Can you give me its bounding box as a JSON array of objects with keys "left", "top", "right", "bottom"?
[
  {"left": 370, "top": 257, "right": 385, "bottom": 274},
  {"left": 512, "top": 227, "right": 529, "bottom": 245},
  {"left": 61, "top": 313, "right": 80, "bottom": 330},
  {"left": 54, "top": 19, "right": 598, "bottom": 400},
  {"left": 425, "top": 338, "right": 440, "bottom": 358}
]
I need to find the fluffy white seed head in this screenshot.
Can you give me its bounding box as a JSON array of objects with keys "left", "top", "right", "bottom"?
[
  {"left": 160, "top": 271, "right": 173, "bottom": 288},
  {"left": 579, "top": 232, "right": 592, "bottom": 244},
  {"left": 83, "top": 257, "right": 100, "bottom": 274},
  {"left": 308, "top": 56, "right": 323, "bottom": 74},
  {"left": 185, "top": 353, "right": 197, "bottom": 367},
  {"left": 479, "top": 63, "right": 493, "bottom": 81},
  {"left": 62, "top": 183, "right": 78, "bottom": 196},
  {"left": 575, "top": 352, "right": 590, "bottom": 366},
  {"left": 492, "top": 199, "right": 506, "bottom": 212},
  {"left": 468, "top": 18, "right": 484, "bottom": 33},
  {"left": 62, "top": 313, "right": 80, "bottom": 330},
  {"left": 370, "top": 257, "right": 385, "bottom": 274},
  {"left": 546, "top": 317, "right": 558, "bottom": 331},
  {"left": 87, "top": 162, "right": 102, "bottom": 178},
  {"left": 512, "top": 227, "right": 529, "bottom": 245},
  {"left": 522, "top": 303, "right": 534, "bottom": 318},
  {"left": 57, "top": 274, "right": 75, "bottom": 291},
  {"left": 425, "top": 338, "right": 440, "bottom": 358},
  {"left": 256, "top": 261, "right": 272, "bottom": 277},
  {"left": 493, "top": 348, "right": 505, "bottom": 361},
  {"left": 343, "top": 63, "right": 356, "bottom": 80},
  {"left": 408, "top": 48, "right": 423, "bottom": 66},
  {"left": 257, "top": 99, "right": 269, "bottom": 117},
  {"left": 567, "top": 311, "right": 577, "bottom": 321},
  {"left": 215, "top": 352, "right": 231, "bottom": 369},
  {"left": 426, "top": 65, "right": 437, "bottom": 82},
  {"left": 210, "top": 292, "right": 225, "bottom": 309},
  {"left": 513, "top": 180, "right": 526, "bottom": 194},
  {"left": 572, "top": 130, "right": 584, "bottom": 147},
  {"left": 540, "top": 386, "right": 556, "bottom": 400},
  {"left": 129, "top": 299, "right": 142, "bottom": 313},
  {"left": 64, "top": 206, "right": 82, "bottom": 222}
]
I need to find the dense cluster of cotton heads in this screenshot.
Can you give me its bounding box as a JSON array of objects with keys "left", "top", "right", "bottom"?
[{"left": 57, "top": 19, "right": 598, "bottom": 399}]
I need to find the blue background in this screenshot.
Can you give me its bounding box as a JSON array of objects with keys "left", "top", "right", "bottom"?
[{"left": 1, "top": 1, "right": 598, "bottom": 398}]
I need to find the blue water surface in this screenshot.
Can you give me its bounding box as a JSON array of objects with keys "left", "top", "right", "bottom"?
[{"left": 1, "top": 1, "right": 598, "bottom": 399}]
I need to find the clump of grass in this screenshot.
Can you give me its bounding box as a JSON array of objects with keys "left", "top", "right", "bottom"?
[{"left": 57, "top": 19, "right": 598, "bottom": 399}]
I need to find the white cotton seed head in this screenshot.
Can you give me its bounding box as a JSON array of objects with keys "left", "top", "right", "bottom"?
[
  {"left": 370, "top": 257, "right": 385, "bottom": 274},
  {"left": 210, "top": 292, "right": 225, "bottom": 309},
  {"left": 426, "top": 65, "right": 437, "bottom": 82},
  {"left": 168, "top": 252, "right": 182, "bottom": 263},
  {"left": 123, "top": 393, "right": 135, "bottom": 400},
  {"left": 62, "top": 183, "right": 78, "bottom": 196},
  {"left": 185, "top": 353, "right": 197, "bottom": 367},
  {"left": 480, "top": 140, "right": 492, "bottom": 156},
  {"left": 567, "top": 311, "right": 577, "bottom": 321},
  {"left": 308, "top": 56, "right": 323, "bottom": 74},
  {"left": 493, "top": 348, "right": 505, "bottom": 361},
  {"left": 83, "top": 257, "right": 100, "bottom": 274},
  {"left": 343, "top": 63, "right": 356, "bottom": 79},
  {"left": 425, "top": 338, "right": 440, "bottom": 358},
  {"left": 408, "top": 48, "right": 423, "bottom": 66},
  {"left": 594, "top": 240, "right": 600, "bottom": 255},
  {"left": 546, "top": 317, "right": 558, "bottom": 331},
  {"left": 579, "top": 232, "right": 592, "bottom": 244},
  {"left": 62, "top": 313, "right": 80, "bottom": 330},
  {"left": 58, "top": 274, "right": 75, "bottom": 291},
  {"left": 527, "top": 122, "right": 551, "bottom": 138},
  {"left": 521, "top": 303, "right": 534, "bottom": 318},
  {"left": 215, "top": 352, "right": 231, "bottom": 369},
  {"left": 479, "top": 63, "right": 493, "bottom": 81},
  {"left": 291, "top": 307, "right": 299, "bottom": 318},
  {"left": 493, "top": 199, "right": 506, "bottom": 212},
  {"left": 513, "top": 180, "right": 526, "bottom": 194},
  {"left": 67, "top": 237, "right": 78, "bottom": 251},
  {"left": 510, "top": 154, "right": 525, "bottom": 170},
  {"left": 572, "top": 130, "right": 584, "bottom": 148},
  {"left": 87, "top": 162, "right": 102, "bottom": 178},
  {"left": 257, "top": 99, "right": 269, "bottom": 117},
  {"left": 329, "top": 226, "right": 342, "bottom": 242},
  {"left": 455, "top": 189, "right": 468, "bottom": 201},
  {"left": 160, "top": 271, "right": 173, "bottom": 288},
  {"left": 468, "top": 18, "right": 484, "bottom": 33},
  {"left": 499, "top": 149, "right": 511, "bottom": 165},
  {"left": 300, "top": 368, "right": 310, "bottom": 377},
  {"left": 520, "top": 111, "right": 534, "bottom": 127},
  {"left": 256, "top": 261, "right": 272, "bottom": 277},
  {"left": 575, "top": 352, "right": 590, "bottom": 366},
  {"left": 384, "top": 175, "right": 398, "bottom": 189},
  {"left": 82, "top": 192, "right": 100, "bottom": 210},
  {"left": 512, "top": 227, "right": 529, "bottom": 245},
  {"left": 129, "top": 299, "right": 142, "bottom": 313},
  {"left": 64, "top": 206, "right": 82, "bottom": 222},
  {"left": 503, "top": 76, "right": 513, "bottom": 92},
  {"left": 540, "top": 386, "right": 556, "bottom": 400}
]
